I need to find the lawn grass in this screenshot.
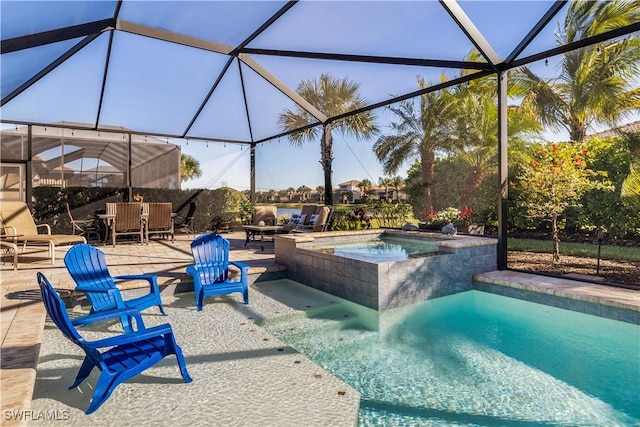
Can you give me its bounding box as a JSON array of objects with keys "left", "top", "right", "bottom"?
[{"left": 508, "top": 238, "right": 640, "bottom": 262}]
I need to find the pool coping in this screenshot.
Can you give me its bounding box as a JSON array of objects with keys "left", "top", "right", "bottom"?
[{"left": 474, "top": 270, "right": 640, "bottom": 324}]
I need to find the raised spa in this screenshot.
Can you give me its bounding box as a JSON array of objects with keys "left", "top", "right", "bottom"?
[{"left": 275, "top": 229, "right": 497, "bottom": 310}]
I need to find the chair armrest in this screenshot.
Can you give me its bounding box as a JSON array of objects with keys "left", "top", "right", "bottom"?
[
  {"left": 230, "top": 261, "right": 249, "bottom": 281},
  {"left": 74, "top": 287, "right": 126, "bottom": 307},
  {"left": 71, "top": 306, "right": 143, "bottom": 327},
  {"left": 230, "top": 261, "right": 249, "bottom": 271},
  {"left": 113, "top": 274, "right": 161, "bottom": 293},
  {"left": 1, "top": 226, "right": 17, "bottom": 235},
  {"left": 36, "top": 223, "right": 51, "bottom": 234},
  {"left": 87, "top": 323, "right": 174, "bottom": 349},
  {"left": 75, "top": 286, "right": 118, "bottom": 294}
]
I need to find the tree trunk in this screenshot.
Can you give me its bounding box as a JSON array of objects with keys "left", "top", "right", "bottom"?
[
  {"left": 321, "top": 124, "right": 334, "bottom": 206},
  {"left": 569, "top": 120, "right": 587, "bottom": 143},
  {"left": 421, "top": 148, "right": 435, "bottom": 212},
  {"left": 552, "top": 212, "right": 560, "bottom": 263},
  {"left": 459, "top": 167, "right": 486, "bottom": 210}
]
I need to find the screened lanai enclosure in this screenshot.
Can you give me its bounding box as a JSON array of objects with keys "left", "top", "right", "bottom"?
[{"left": 1, "top": 1, "right": 639, "bottom": 275}]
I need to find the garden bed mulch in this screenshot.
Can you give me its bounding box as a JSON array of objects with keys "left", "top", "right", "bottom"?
[{"left": 508, "top": 251, "right": 640, "bottom": 288}]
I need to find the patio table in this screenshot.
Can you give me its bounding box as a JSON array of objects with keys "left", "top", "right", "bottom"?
[{"left": 242, "top": 225, "right": 283, "bottom": 251}]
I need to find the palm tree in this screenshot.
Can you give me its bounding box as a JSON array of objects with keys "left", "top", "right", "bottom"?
[
  {"left": 297, "top": 185, "right": 312, "bottom": 201},
  {"left": 286, "top": 187, "right": 296, "bottom": 202},
  {"left": 279, "top": 74, "right": 378, "bottom": 205},
  {"left": 374, "top": 76, "right": 458, "bottom": 212},
  {"left": 357, "top": 178, "right": 375, "bottom": 202},
  {"left": 315, "top": 185, "right": 324, "bottom": 203},
  {"left": 389, "top": 175, "right": 405, "bottom": 201},
  {"left": 180, "top": 154, "right": 202, "bottom": 182},
  {"left": 378, "top": 176, "right": 392, "bottom": 200},
  {"left": 453, "top": 70, "right": 540, "bottom": 209},
  {"left": 515, "top": 0, "right": 640, "bottom": 143}
]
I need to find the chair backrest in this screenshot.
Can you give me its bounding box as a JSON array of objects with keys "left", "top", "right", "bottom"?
[
  {"left": 105, "top": 202, "right": 117, "bottom": 217},
  {"left": 114, "top": 203, "right": 143, "bottom": 232},
  {"left": 64, "top": 244, "right": 122, "bottom": 312},
  {"left": 180, "top": 202, "right": 196, "bottom": 224},
  {"left": 300, "top": 205, "right": 317, "bottom": 225},
  {"left": 37, "top": 272, "right": 85, "bottom": 346},
  {"left": 0, "top": 201, "right": 38, "bottom": 235},
  {"left": 65, "top": 202, "right": 83, "bottom": 232},
  {"left": 251, "top": 206, "right": 277, "bottom": 225},
  {"left": 146, "top": 203, "right": 173, "bottom": 231},
  {"left": 312, "top": 206, "right": 332, "bottom": 231},
  {"left": 190, "top": 233, "right": 230, "bottom": 284}
]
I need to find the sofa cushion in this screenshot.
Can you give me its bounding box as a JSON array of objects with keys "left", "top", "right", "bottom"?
[
  {"left": 288, "top": 213, "right": 307, "bottom": 225},
  {"left": 300, "top": 205, "right": 317, "bottom": 225}
]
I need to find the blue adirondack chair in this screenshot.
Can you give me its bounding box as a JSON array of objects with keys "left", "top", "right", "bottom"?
[
  {"left": 37, "top": 272, "right": 192, "bottom": 414},
  {"left": 187, "top": 233, "right": 249, "bottom": 311},
  {"left": 64, "top": 244, "right": 166, "bottom": 333}
]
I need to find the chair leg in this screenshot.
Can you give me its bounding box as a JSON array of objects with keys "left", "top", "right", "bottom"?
[
  {"left": 158, "top": 303, "right": 167, "bottom": 316},
  {"left": 196, "top": 293, "right": 203, "bottom": 312},
  {"left": 49, "top": 241, "right": 55, "bottom": 264},
  {"left": 167, "top": 334, "right": 192, "bottom": 383},
  {"left": 243, "top": 289, "right": 249, "bottom": 305},
  {"left": 86, "top": 372, "right": 118, "bottom": 414},
  {"left": 69, "top": 357, "right": 95, "bottom": 389}
]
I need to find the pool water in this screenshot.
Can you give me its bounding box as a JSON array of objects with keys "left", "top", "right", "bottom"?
[
  {"left": 316, "top": 235, "right": 440, "bottom": 262},
  {"left": 262, "top": 290, "right": 640, "bottom": 426}
]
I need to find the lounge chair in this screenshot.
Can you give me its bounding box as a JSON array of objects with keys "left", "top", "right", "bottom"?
[
  {"left": 285, "top": 205, "right": 333, "bottom": 233},
  {"left": 65, "top": 202, "right": 100, "bottom": 242},
  {"left": 174, "top": 201, "right": 196, "bottom": 237},
  {"left": 1, "top": 226, "right": 18, "bottom": 270},
  {"left": 144, "top": 202, "right": 174, "bottom": 243},
  {"left": 187, "top": 233, "right": 249, "bottom": 311},
  {"left": 0, "top": 201, "right": 85, "bottom": 263},
  {"left": 37, "top": 272, "right": 192, "bottom": 414},
  {"left": 64, "top": 244, "right": 166, "bottom": 332}
]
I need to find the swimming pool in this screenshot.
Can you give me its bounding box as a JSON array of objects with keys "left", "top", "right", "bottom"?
[
  {"left": 262, "top": 290, "right": 640, "bottom": 426},
  {"left": 315, "top": 235, "right": 440, "bottom": 262}
]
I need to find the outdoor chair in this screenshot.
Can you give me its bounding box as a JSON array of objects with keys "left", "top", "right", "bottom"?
[
  {"left": 285, "top": 205, "right": 333, "bottom": 233},
  {"left": 244, "top": 205, "right": 278, "bottom": 243},
  {"left": 37, "top": 272, "right": 192, "bottom": 414},
  {"left": 144, "top": 202, "right": 174, "bottom": 243},
  {"left": 0, "top": 200, "right": 86, "bottom": 263},
  {"left": 64, "top": 244, "right": 166, "bottom": 332},
  {"left": 174, "top": 201, "right": 196, "bottom": 237},
  {"left": 106, "top": 202, "right": 144, "bottom": 247},
  {"left": 249, "top": 205, "right": 277, "bottom": 226},
  {"left": 65, "top": 202, "right": 100, "bottom": 242},
  {"left": 1, "top": 226, "right": 18, "bottom": 270},
  {"left": 187, "top": 233, "right": 249, "bottom": 311}
]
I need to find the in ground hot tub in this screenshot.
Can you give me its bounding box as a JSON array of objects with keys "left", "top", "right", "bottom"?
[{"left": 275, "top": 229, "right": 497, "bottom": 310}]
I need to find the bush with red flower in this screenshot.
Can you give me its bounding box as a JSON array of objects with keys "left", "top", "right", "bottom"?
[{"left": 420, "top": 206, "right": 475, "bottom": 228}]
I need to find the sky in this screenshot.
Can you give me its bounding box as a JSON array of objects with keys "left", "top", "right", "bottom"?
[{"left": 1, "top": 1, "right": 638, "bottom": 192}]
